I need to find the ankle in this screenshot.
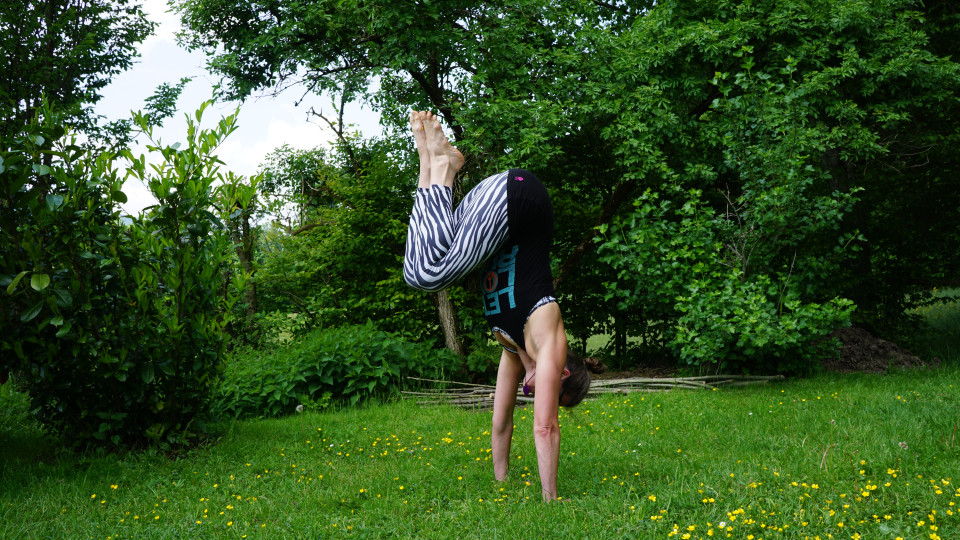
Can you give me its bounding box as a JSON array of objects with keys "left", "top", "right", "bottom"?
[{"left": 430, "top": 162, "right": 457, "bottom": 187}]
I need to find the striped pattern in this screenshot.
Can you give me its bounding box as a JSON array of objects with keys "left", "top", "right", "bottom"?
[{"left": 404, "top": 172, "right": 509, "bottom": 291}]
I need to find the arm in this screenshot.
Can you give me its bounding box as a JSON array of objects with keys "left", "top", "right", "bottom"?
[
  {"left": 527, "top": 303, "right": 569, "bottom": 502},
  {"left": 491, "top": 348, "right": 523, "bottom": 481}
]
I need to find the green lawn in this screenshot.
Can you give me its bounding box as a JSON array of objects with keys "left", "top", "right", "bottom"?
[{"left": 2, "top": 364, "right": 959, "bottom": 539}]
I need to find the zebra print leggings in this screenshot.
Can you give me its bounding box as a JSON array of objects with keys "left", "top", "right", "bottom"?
[{"left": 403, "top": 171, "right": 509, "bottom": 291}]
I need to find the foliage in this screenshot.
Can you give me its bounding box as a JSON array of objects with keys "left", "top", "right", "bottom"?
[
  {"left": 909, "top": 288, "right": 960, "bottom": 361},
  {"left": 252, "top": 136, "right": 438, "bottom": 343},
  {"left": 583, "top": 0, "right": 960, "bottom": 345},
  {"left": 0, "top": 104, "right": 245, "bottom": 449},
  {"left": 214, "top": 323, "right": 454, "bottom": 419},
  {"left": 176, "top": 0, "right": 960, "bottom": 367},
  {"left": 0, "top": 0, "right": 155, "bottom": 142},
  {"left": 599, "top": 186, "right": 856, "bottom": 374}
]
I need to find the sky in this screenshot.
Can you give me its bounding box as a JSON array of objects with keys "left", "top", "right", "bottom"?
[{"left": 95, "top": 0, "right": 382, "bottom": 215}]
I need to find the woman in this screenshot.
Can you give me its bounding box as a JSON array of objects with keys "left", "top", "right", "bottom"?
[{"left": 403, "top": 111, "right": 604, "bottom": 501}]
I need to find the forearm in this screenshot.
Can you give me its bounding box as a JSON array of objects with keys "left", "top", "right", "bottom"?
[
  {"left": 491, "top": 350, "right": 522, "bottom": 482},
  {"left": 492, "top": 422, "right": 513, "bottom": 481},
  {"left": 534, "top": 423, "right": 561, "bottom": 501},
  {"left": 527, "top": 304, "right": 568, "bottom": 502}
]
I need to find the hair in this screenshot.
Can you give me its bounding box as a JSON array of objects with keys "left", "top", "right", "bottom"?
[{"left": 560, "top": 349, "right": 606, "bottom": 408}]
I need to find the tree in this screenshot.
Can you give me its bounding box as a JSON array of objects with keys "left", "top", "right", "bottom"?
[
  {"left": 176, "top": 0, "right": 960, "bottom": 368},
  {"left": 219, "top": 171, "right": 261, "bottom": 340},
  {"left": 0, "top": 0, "right": 155, "bottom": 142},
  {"left": 173, "top": 0, "right": 629, "bottom": 354},
  {"left": 252, "top": 135, "right": 440, "bottom": 345}
]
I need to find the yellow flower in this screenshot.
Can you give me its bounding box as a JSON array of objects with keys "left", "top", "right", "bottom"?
[{"left": 649, "top": 495, "right": 657, "bottom": 502}]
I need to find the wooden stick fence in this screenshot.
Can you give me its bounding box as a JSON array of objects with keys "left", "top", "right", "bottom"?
[{"left": 403, "top": 374, "right": 785, "bottom": 409}]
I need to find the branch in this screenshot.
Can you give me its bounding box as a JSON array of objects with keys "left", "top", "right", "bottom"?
[
  {"left": 404, "top": 374, "right": 785, "bottom": 409},
  {"left": 554, "top": 179, "right": 636, "bottom": 289},
  {"left": 592, "top": 0, "right": 629, "bottom": 13},
  {"left": 306, "top": 97, "right": 361, "bottom": 181}
]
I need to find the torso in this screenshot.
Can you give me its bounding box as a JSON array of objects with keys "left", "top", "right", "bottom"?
[{"left": 481, "top": 169, "right": 556, "bottom": 353}]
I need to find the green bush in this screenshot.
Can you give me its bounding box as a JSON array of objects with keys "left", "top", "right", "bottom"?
[
  {"left": 0, "top": 105, "right": 243, "bottom": 449},
  {"left": 215, "top": 323, "right": 454, "bottom": 419},
  {"left": 599, "top": 186, "right": 855, "bottom": 375}
]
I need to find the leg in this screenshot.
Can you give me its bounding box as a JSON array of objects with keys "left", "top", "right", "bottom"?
[
  {"left": 421, "top": 111, "right": 464, "bottom": 189},
  {"left": 404, "top": 148, "right": 510, "bottom": 290}
]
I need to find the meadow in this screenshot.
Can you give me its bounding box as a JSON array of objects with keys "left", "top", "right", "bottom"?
[{"left": 1, "top": 295, "right": 959, "bottom": 539}]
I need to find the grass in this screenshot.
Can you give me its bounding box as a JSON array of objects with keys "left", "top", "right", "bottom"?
[
  {"left": 2, "top": 365, "right": 959, "bottom": 539},
  {"left": 3, "top": 298, "right": 959, "bottom": 539}
]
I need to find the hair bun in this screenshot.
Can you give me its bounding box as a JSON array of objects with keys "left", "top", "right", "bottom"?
[{"left": 584, "top": 356, "right": 606, "bottom": 374}]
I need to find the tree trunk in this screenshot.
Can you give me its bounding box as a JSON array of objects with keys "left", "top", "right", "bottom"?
[
  {"left": 239, "top": 212, "right": 258, "bottom": 318},
  {"left": 614, "top": 314, "right": 626, "bottom": 369},
  {"left": 232, "top": 211, "right": 259, "bottom": 340},
  {"left": 435, "top": 289, "right": 465, "bottom": 357}
]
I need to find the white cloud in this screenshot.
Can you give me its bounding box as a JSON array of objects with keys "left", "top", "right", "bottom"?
[
  {"left": 217, "top": 114, "right": 337, "bottom": 177},
  {"left": 140, "top": 0, "right": 181, "bottom": 53}
]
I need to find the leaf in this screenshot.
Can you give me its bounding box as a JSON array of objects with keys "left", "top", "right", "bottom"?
[
  {"left": 141, "top": 364, "right": 155, "bottom": 384},
  {"left": 45, "top": 194, "right": 64, "bottom": 211},
  {"left": 112, "top": 190, "right": 128, "bottom": 203},
  {"left": 20, "top": 300, "right": 44, "bottom": 322},
  {"left": 7, "top": 270, "right": 29, "bottom": 294},
  {"left": 55, "top": 320, "right": 72, "bottom": 338},
  {"left": 51, "top": 288, "right": 72, "bottom": 307},
  {"left": 32, "top": 164, "right": 51, "bottom": 176},
  {"left": 30, "top": 273, "right": 51, "bottom": 291}
]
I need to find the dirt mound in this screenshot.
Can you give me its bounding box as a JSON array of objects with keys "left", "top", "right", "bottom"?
[{"left": 822, "top": 326, "right": 934, "bottom": 373}]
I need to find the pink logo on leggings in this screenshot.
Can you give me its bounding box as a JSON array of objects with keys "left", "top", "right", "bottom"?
[{"left": 515, "top": 176, "right": 524, "bottom": 181}]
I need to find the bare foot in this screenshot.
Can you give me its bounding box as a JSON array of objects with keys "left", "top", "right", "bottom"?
[
  {"left": 410, "top": 111, "right": 431, "bottom": 188},
  {"left": 423, "top": 112, "right": 464, "bottom": 188}
]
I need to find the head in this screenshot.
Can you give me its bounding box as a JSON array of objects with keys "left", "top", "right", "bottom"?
[{"left": 558, "top": 349, "right": 606, "bottom": 408}]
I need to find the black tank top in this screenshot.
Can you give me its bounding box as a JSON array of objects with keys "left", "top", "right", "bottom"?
[{"left": 480, "top": 169, "right": 556, "bottom": 352}]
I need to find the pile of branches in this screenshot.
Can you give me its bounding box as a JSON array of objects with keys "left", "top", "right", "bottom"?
[{"left": 403, "top": 375, "right": 785, "bottom": 409}]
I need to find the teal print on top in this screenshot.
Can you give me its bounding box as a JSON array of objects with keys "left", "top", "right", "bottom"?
[{"left": 482, "top": 244, "right": 518, "bottom": 316}]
